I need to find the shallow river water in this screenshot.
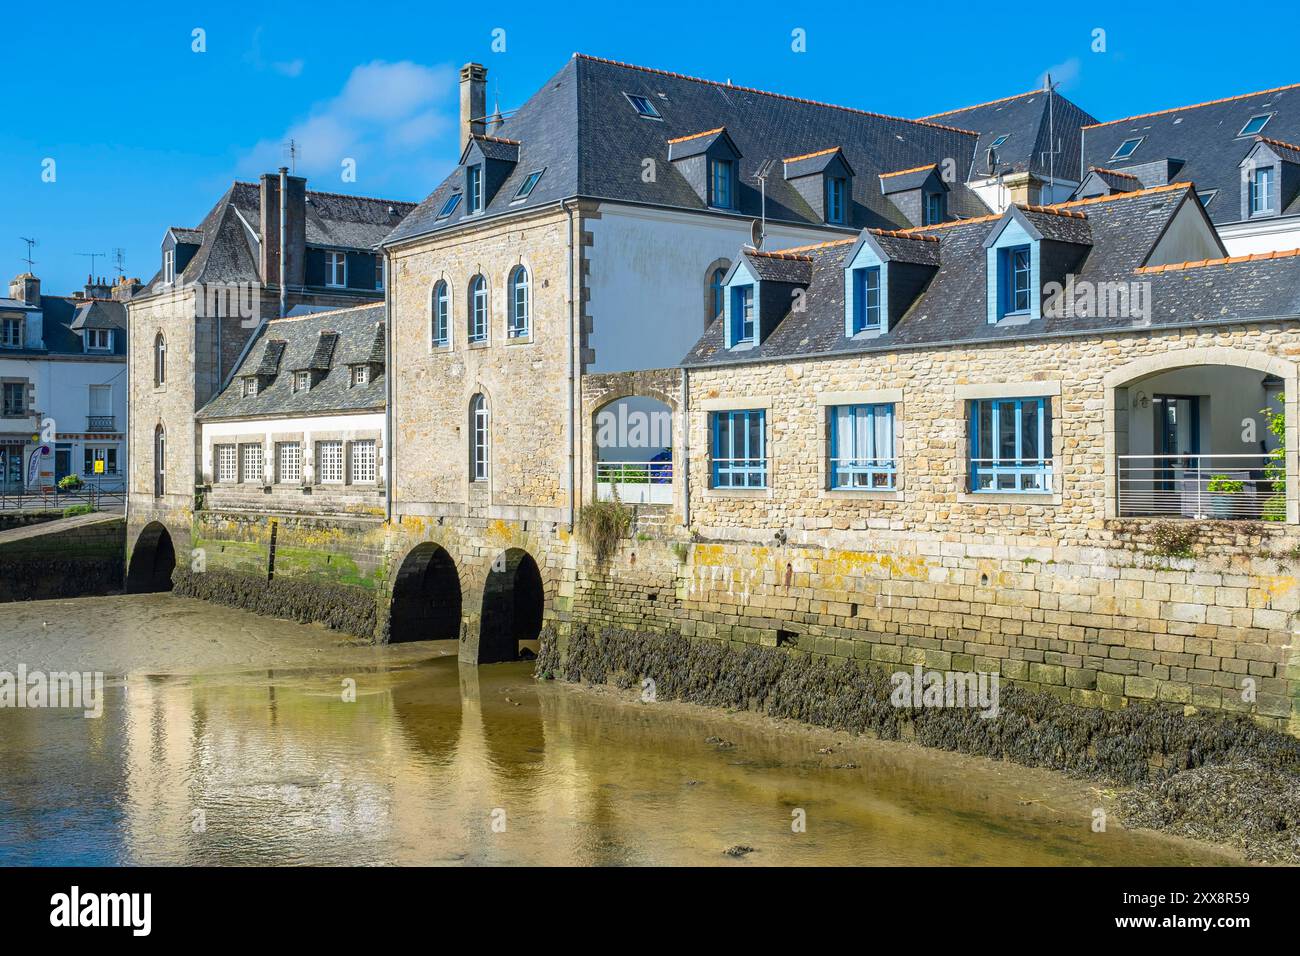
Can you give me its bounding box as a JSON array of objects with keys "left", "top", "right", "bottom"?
[{"left": 0, "top": 594, "right": 1239, "bottom": 866}]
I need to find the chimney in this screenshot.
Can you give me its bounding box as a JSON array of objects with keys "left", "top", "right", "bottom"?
[
  {"left": 259, "top": 170, "right": 308, "bottom": 292},
  {"left": 85, "top": 274, "right": 112, "bottom": 299},
  {"left": 9, "top": 273, "right": 39, "bottom": 306},
  {"left": 459, "top": 62, "right": 488, "bottom": 151},
  {"left": 113, "top": 277, "right": 142, "bottom": 302}
]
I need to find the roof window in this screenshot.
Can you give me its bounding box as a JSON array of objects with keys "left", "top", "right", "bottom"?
[{"left": 624, "top": 93, "right": 662, "bottom": 119}]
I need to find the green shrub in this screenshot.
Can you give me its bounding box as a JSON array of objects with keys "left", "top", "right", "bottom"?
[
  {"left": 1207, "top": 474, "right": 1244, "bottom": 494},
  {"left": 57, "top": 474, "right": 83, "bottom": 491},
  {"left": 62, "top": 503, "right": 95, "bottom": 518},
  {"left": 577, "top": 500, "right": 631, "bottom": 564},
  {"left": 1261, "top": 399, "right": 1286, "bottom": 521}
]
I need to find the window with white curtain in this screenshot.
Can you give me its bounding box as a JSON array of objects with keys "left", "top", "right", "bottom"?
[{"left": 828, "top": 404, "right": 896, "bottom": 489}]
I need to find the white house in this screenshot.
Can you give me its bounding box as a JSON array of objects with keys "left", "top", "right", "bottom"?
[{"left": 0, "top": 273, "right": 129, "bottom": 494}]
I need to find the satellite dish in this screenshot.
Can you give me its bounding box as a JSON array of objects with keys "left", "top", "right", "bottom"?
[{"left": 749, "top": 219, "right": 764, "bottom": 250}]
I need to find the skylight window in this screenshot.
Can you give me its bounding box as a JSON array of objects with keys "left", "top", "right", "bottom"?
[
  {"left": 513, "top": 168, "right": 545, "bottom": 201},
  {"left": 1111, "top": 137, "right": 1143, "bottom": 160},
  {"left": 988, "top": 134, "right": 1009, "bottom": 150},
  {"left": 624, "top": 93, "right": 662, "bottom": 119},
  {"left": 1239, "top": 113, "right": 1272, "bottom": 136},
  {"left": 436, "top": 193, "right": 461, "bottom": 220}
]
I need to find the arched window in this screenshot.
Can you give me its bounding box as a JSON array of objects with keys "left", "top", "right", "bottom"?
[
  {"left": 154, "top": 332, "right": 167, "bottom": 386},
  {"left": 431, "top": 281, "right": 449, "bottom": 347},
  {"left": 470, "top": 394, "right": 489, "bottom": 481},
  {"left": 710, "top": 267, "right": 727, "bottom": 324},
  {"left": 508, "top": 266, "right": 530, "bottom": 338},
  {"left": 153, "top": 423, "right": 166, "bottom": 497},
  {"left": 469, "top": 275, "right": 488, "bottom": 343}
]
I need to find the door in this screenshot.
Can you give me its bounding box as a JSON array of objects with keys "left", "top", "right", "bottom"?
[
  {"left": 0, "top": 443, "right": 23, "bottom": 493},
  {"left": 55, "top": 444, "right": 72, "bottom": 482},
  {"left": 1154, "top": 395, "right": 1200, "bottom": 501}
]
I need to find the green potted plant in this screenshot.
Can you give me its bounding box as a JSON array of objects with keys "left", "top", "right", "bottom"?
[
  {"left": 57, "top": 474, "right": 83, "bottom": 492},
  {"left": 1206, "top": 474, "right": 1244, "bottom": 518}
]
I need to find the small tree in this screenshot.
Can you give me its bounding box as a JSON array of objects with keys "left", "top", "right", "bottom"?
[{"left": 1261, "top": 398, "right": 1286, "bottom": 521}]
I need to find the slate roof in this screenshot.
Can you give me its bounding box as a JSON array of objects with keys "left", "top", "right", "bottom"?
[
  {"left": 683, "top": 184, "right": 1300, "bottom": 368},
  {"left": 1081, "top": 83, "right": 1300, "bottom": 224},
  {"left": 197, "top": 303, "right": 386, "bottom": 419},
  {"left": 385, "top": 53, "right": 997, "bottom": 245},
  {"left": 921, "top": 88, "right": 1098, "bottom": 183},
  {"left": 138, "top": 182, "right": 416, "bottom": 296},
  {"left": 0, "top": 295, "right": 127, "bottom": 357}
]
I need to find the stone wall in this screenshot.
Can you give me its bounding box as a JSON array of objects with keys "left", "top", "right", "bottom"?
[
  {"left": 388, "top": 204, "right": 582, "bottom": 520},
  {"left": 0, "top": 513, "right": 125, "bottom": 601}
]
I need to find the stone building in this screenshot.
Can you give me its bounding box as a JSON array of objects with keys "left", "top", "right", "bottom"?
[
  {"left": 125, "top": 172, "right": 414, "bottom": 587},
  {"left": 120, "top": 55, "right": 1300, "bottom": 733}
]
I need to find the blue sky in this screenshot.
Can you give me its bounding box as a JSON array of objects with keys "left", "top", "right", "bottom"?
[{"left": 3, "top": 0, "right": 1294, "bottom": 294}]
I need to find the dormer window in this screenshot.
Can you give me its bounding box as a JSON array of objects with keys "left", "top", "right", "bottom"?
[
  {"left": 1003, "top": 246, "right": 1032, "bottom": 315},
  {"left": 1111, "top": 137, "right": 1143, "bottom": 161},
  {"left": 241, "top": 376, "right": 258, "bottom": 398},
  {"left": 923, "top": 191, "right": 947, "bottom": 226},
  {"left": 2, "top": 318, "right": 22, "bottom": 348},
  {"left": 350, "top": 364, "right": 370, "bottom": 387},
  {"left": 709, "top": 159, "right": 735, "bottom": 210},
  {"left": 436, "top": 193, "right": 461, "bottom": 220},
  {"left": 730, "top": 284, "right": 755, "bottom": 345},
  {"left": 163, "top": 249, "right": 175, "bottom": 284},
  {"left": 294, "top": 371, "right": 311, "bottom": 393},
  {"left": 375, "top": 257, "right": 384, "bottom": 292},
  {"left": 1239, "top": 114, "right": 1272, "bottom": 137},
  {"left": 326, "top": 252, "right": 346, "bottom": 288},
  {"left": 826, "top": 177, "right": 847, "bottom": 224},
  {"left": 851, "top": 267, "right": 881, "bottom": 334},
  {"left": 85, "top": 329, "right": 112, "bottom": 351},
  {"left": 624, "top": 93, "right": 662, "bottom": 119},
  {"left": 467, "top": 164, "right": 484, "bottom": 214},
  {"left": 1249, "top": 165, "right": 1274, "bottom": 215}
]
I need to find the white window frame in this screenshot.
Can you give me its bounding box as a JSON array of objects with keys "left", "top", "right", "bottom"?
[
  {"left": 2, "top": 318, "right": 22, "bottom": 349},
  {"left": 163, "top": 249, "right": 175, "bottom": 284},
  {"left": 471, "top": 395, "right": 489, "bottom": 482},
  {"left": 317, "top": 440, "right": 344, "bottom": 484},
  {"left": 294, "top": 370, "right": 311, "bottom": 393},
  {"left": 326, "top": 251, "right": 347, "bottom": 288},
  {"left": 351, "top": 365, "right": 370, "bottom": 387},
  {"left": 350, "top": 439, "right": 377, "bottom": 484},
  {"left": 239, "top": 442, "right": 264, "bottom": 484},
  {"left": 216, "top": 444, "right": 237, "bottom": 483},
  {"left": 1110, "top": 137, "right": 1143, "bottom": 160},
  {"left": 277, "top": 441, "right": 302, "bottom": 484},
  {"left": 85, "top": 328, "right": 112, "bottom": 351}
]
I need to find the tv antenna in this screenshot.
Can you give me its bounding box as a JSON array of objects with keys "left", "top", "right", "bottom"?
[
  {"left": 77, "top": 251, "right": 106, "bottom": 278},
  {"left": 19, "top": 237, "right": 38, "bottom": 271},
  {"left": 283, "top": 138, "right": 299, "bottom": 174},
  {"left": 112, "top": 247, "right": 127, "bottom": 279},
  {"left": 748, "top": 159, "right": 776, "bottom": 250},
  {"left": 1040, "top": 73, "right": 1062, "bottom": 200}
]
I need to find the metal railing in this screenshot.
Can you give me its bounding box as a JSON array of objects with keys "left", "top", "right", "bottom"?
[
  {"left": 0, "top": 484, "right": 126, "bottom": 513},
  {"left": 1117, "top": 453, "right": 1283, "bottom": 519},
  {"left": 86, "top": 415, "right": 116, "bottom": 431},
  {"left": 596, "top": 460, "right": 673, "bottom": 504},
  {"left": 969, "top": 457, "right": 1053, "bottom": 493},
  {"left": 830, "top": 457, "right": 896, "bottom": 490}
]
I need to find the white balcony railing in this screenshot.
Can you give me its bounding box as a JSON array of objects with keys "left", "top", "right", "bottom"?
[
  {"left": 596, "top": 460, "right": 673, "bottom": 504},
  {"left": 1118, "top": 453, "right": 1284, "bottom": 519}
]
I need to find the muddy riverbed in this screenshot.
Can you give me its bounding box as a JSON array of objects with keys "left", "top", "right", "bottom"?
[{"left": 0, "top": 594, "right": 1245, "bottom": 865}]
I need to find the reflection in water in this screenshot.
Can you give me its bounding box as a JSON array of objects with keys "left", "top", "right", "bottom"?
[{"left": 0, "top": 599, "right": 1237, "bottom": 866}]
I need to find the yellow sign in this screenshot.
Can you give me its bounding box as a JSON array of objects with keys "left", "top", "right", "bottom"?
[{"left": 93, "top": 459, "right": 105, "bottom": 474}]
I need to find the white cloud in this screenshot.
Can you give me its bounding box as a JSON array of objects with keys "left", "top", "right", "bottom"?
[
  {"left": 238, "top": 60, "right": 457, "bottom": 192},
  {"left": 1037, "top": 57, "right": 1081, "bottom": 92}
]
